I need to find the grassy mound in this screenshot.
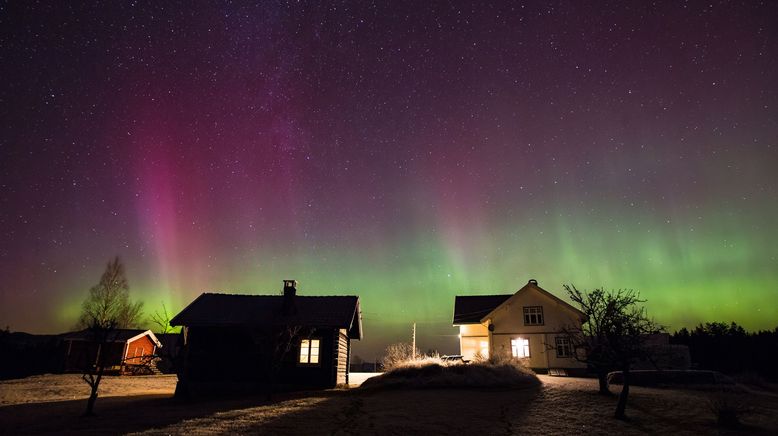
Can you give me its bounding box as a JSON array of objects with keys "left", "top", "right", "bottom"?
[{"left": 360, "top": 356, "right": 540, "bottom": 390}]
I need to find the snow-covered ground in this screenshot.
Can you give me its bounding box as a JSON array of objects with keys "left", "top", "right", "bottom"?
[
  {"left": 1, "top": 373, "right": 776, "bottom": 435},
  {"left": 0, "top": 373, "right": 178, "bottom": 405},
  {"left": 348, "top": 372, "right": 381, "bottom": 387},
  {"left": 0, "top": 372, "right": 375, "bottom": 406}
]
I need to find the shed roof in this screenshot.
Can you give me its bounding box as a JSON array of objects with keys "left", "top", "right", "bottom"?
[
  {"left": 170, "top": 293, "right": 363, "bottom": 340},
  {"left": 61, "top": 329, "right": 162, "bottom": 347},
  {"left": 452, "top": 294, "right": 512, "bottom": 324}
]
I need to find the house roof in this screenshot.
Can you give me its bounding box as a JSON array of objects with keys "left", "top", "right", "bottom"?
[
  {"left": 479, "top": 280, "right": 588, "bottom": 323},
  {"left": 61, "top": 329, "right": 162, "bottom": 347},
  {"left": 452, "top": 280, "right": 587, "bottom": 325},
  {"left": 170, "top": 293, "right": 363, "bottom": 340},
  {"left": 453, "top": 294, "right": 512, "bottom": 324}
]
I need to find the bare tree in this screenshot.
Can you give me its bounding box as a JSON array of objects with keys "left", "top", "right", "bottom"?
[
  {"left": 382, "top": 342, "right": 420, "bottom": 370},
  {"left": 147, "top": 302, "right": 178, "bottom": 373},
  {"left": 264, "top": 324, "right": 309, "bottom": 399},
  {"left": 149, "top": 303, "right": 173, "bottom": 334},
  {"left": 559, "top": 285, "right": 616, "bottom": 395},
  {"left": 561, "top": 284, "right": 660, "bottom": 419},
  {"left": 272, "top": 325, "right": 303, "bottom": 373},
  {"left": 78, "top": 257, "right": 143, "bottom": 416}
]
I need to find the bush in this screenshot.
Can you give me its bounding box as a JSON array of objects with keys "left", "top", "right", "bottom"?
[
  {"left": 361, "top": 355, "right": 540, "bottom": 390},
  {"left": 381, "top": 343, "right": 421, "bottom": 371},
  {"left": 709, "top": 392, "right": 744, "bottom": 428},
  {"left": 389, "top": 355, "right": 446, "bottom": 370}
]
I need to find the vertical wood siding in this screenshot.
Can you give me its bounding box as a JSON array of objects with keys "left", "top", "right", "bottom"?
[
  {"left": 335, "top": 328, "right": 349, "bottom": 385},
  {"left": 124, "top": 335, "right": 156, "bottom": 365}
]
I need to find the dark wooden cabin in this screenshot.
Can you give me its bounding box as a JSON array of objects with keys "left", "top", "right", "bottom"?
[{"left": 170, "top": 280, "right": 362, "bottom": 396}]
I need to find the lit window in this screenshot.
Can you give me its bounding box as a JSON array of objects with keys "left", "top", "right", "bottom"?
[
  {"left": 299, "top": 339, "right": 321, "bottom": 364},
  {"left": 511, "top": 337, "right": 530, "bottom": 358},
  {"left": 523, "top": 306, "right": 544, "bottom": 325},
  {"left": 555, "top": 337, "right": 573, "bottom": 358}
]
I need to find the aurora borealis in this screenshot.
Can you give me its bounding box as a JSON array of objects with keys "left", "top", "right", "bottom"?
[{"left": 1, "top": 1, "right": 777, "bottom": 358}]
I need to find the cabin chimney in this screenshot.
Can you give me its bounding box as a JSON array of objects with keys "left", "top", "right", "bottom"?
[{"left": 282, "top": 279, "right": 297, "bottom": 315}]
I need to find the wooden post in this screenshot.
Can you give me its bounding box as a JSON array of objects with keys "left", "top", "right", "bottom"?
[{"left": 412, "top": 322, "right": 416, "bottom": 359}]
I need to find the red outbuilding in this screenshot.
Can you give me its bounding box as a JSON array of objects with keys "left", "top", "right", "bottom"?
[{"left": 61, "top": 329, "right": 163, "bottom": 375}]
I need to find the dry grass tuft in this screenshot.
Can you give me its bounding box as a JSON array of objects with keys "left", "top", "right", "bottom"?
[
  {"left": 709, "top": 391, "right": 749, "bottom": 429},
  {"left": 360, "top": 354, "right": 540, "bottom": 390}
]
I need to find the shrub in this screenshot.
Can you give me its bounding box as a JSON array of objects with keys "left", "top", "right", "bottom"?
[
  {"left": 390, "top": 355, "right": 446, "bottom": 369},
  {"left": 381, "top": 343, "right": 421, "bottom": 371},
  {"left": 471, "top": 351, "right": 487, "bottom": 363},
  {"left": 709, "top": 392, "right": 743, "bottom": 428},
  {"left": 361, "top": 355, "right": 540, "bottom": 390}
]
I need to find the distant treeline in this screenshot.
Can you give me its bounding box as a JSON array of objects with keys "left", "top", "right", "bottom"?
[
  {"left": 3, "top": 322, "right": 777, "bottom": 381},
  {"left": 670, "top": 322, "right": 778, "bottom": 381},
  {"left": 0, "top": 329, "right": 63, "bottom": 380}
]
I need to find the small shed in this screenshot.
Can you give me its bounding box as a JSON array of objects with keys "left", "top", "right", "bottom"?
[
  {"left": 170, "top": 280, "right": 362, "bottom": 396},
  {"left": 61, "top": 329, "right": 162, "bottom": 375}
]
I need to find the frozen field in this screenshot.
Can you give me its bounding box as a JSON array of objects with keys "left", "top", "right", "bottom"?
[
  {"left": 1, "top": 373, "right": 777, "bottom": 435},
  {"left": 0, "top": 374, "right": 178, "bottom": 406}
]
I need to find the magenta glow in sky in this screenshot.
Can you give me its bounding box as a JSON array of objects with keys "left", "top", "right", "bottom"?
[{"left": 1, "top": 1, "right": 777, "bottom": 357}]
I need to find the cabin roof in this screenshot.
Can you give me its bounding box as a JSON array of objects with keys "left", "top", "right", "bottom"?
[
  {"left": 61, "top": 328, "right": 162, "bottom": 347},
  {"left": 452, "top": 294, "right": 512, "bottom": 324},
  {"left": 170, "top": 293, "right": 363, "bottom": 339}
]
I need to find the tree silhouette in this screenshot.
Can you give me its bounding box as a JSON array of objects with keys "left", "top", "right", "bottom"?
[
  {"left": 381, "top": 342, "right": 420, "bottom": 370},
  {"left": 78, "top": 257, "right": 143, "bottom": 416},
  {"left": 561, "top": 284, "right": 660, "bottom": 419},
  {"left": 149, "top": 303, "right": 174, "bottom": 334}
]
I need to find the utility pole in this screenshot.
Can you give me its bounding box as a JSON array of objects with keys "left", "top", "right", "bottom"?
[{"left": 412, "top": 322, "right": 416, "bottom": 359}]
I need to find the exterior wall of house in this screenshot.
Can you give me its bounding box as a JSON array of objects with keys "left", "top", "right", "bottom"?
[
  {"left": 457, "top": 323, "right": 489, "bottom": 361},
  {"left": 482, "top": 287, "right": 586, "bottom": 371},
  {"left": 489, "top": 333, "right": 583, "bottom": 369},
  {"left": 177, "top": 325, "right": 346, "bottom": 395},
  {"left": 124, "top": 335, "right": 156, "bottom": 365},
  {"left": 335, "top": 328, "right": 349, "bottom": 385},
  {"left": 281, "top": 327, "right": 341, "bottom": 388}
]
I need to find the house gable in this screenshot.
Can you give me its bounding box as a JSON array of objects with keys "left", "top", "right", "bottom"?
[
  {"left": 480, "top": 280, "right": 586, "bottom": 331},
  {"left": 124, "top": 334, "right": 156, "bottom": 365},
  {"left": 126, "top": 330, "right": 162, "bottom": 348}
]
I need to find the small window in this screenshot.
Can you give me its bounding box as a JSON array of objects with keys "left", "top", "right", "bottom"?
[
  {"left": 511, "top": 337, "right": 530, "bottom": 358},
  {"left": 555, "top": 337, "right": 573, "bottom": 358},
  {"left": 299, "top": 339, "right": 321, "bottom": 364},
  {"left": 523, "top": 306, "right": 544, "bottom": 325}
]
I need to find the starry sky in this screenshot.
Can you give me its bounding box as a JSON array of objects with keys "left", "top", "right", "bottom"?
[{"left": 1, "top": 1, "right": 777, "bottom": 358}]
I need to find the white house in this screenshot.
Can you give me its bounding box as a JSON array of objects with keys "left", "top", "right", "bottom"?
[{"left": 452, "top": 279, "right": 588, "bottom": 374}]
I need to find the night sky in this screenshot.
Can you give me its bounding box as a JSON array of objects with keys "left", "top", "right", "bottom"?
[{"left": 1, "top": 1, "right": 777, "bottom": 358}]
